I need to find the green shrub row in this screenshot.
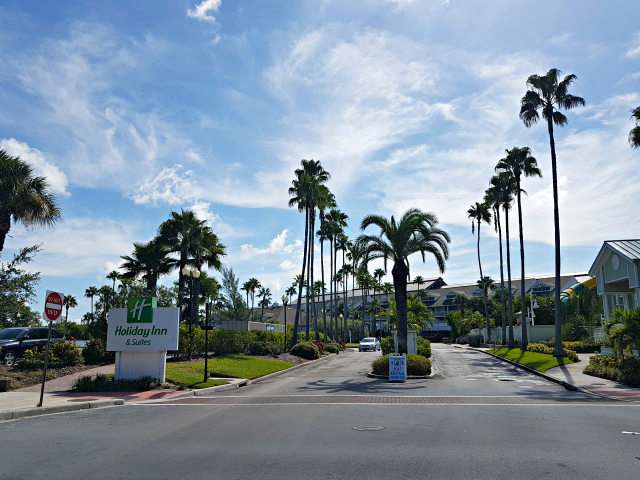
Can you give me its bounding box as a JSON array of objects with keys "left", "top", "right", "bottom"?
[
  {"left": 536, "top": 339, "right": 600, "bottom": 353},
  {"left": 83, "top": 339, "right": 115, "bottom": 364},
  {"left": 417, "top": 337, "right": 431, "bottom": 358},
  {"left": 72, "top": 373, "right": 161, "bottom": 392},
  {"left": 16, "top": 341, "right": 84, "bottom": 370},
  {"left": 381, "top": 337, "right": 394, "bottom": 355},
  {"left": 371, "top": 354, "right": 432, "bottom": 376},
  {"left": 583, "top": 355, "right": 640, "bottom": 387},
  {"left": 526, "top": 342, "right": 579, "bottom": 362}
]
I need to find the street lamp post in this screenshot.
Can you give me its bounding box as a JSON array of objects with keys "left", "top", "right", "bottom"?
[
  {"left": 182, "top": 266, "right": 200, "bottom": 361},
  {"left": 281, "top": 295, "right": 288, "bottom": 352},
  {"left": 204, "top": 302, "right": 210, "bottom": 383}
]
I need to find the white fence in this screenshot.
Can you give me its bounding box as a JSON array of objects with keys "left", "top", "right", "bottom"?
[
  {"left": 219, "top": 321, "right": 286, "bottom": 333},
  {"left": 470, "top": 325, "right": 556, "bottom": 343}
]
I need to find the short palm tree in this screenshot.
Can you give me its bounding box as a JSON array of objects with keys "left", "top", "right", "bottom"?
[
  {"left": 356, "top": 208, "right": 450, "bottom": 353},
  {"left": 241, "top": 281, "right": 252, "bottom": 316},
  {"left": 63, "top": 295, "right": 77, "bottom": 337},
  {"left": 120, "top": 240, "right": 174, "bottom": 291},
  {"left": 188, "top": 230, "right": 226, "bottom": 318},
  {"left": 520, "top": 68, "right": 585, "bottom": 356},
  {"left": 0, "top": 149, "right": 62, "bottom": 253},
  {"left": 630, "top": 106, "right": 640, "bottom": 148},
  {"left": 413, "top": 275, "right": 425, "bottom": 294},
  {"left": 467, "top": 202, "right": 492, "bottom": 343},
  {"left": 106, "top": 271, "right": 120, "bottom": 291},
  {"left": 248, "top": 278, "right": 261, "bottom": 320},
  {"left": 259, "top": 287, "right": 272, "bottom": 320},
  {"left": 496, "top": 146, "right": 542, "bottom": 350}
]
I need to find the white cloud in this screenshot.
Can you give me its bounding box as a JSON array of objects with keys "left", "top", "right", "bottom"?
[
  {"left": 0, "top": 138, "right": 70, "bottom": 197},
  {"left": 279, "top": 259, "right": 295, "bottom": 271},
  {"left": 7, "top": 217, "right": 138, "bottom": 277},
  {"left": 187, "top": 0, "right": 222, "bottom": 23},
  {"left": 626, "top": 32, "right": 640, "bottom": 58},
  {"left": 237, "top": 230, "right": 303, "bottom": 262},
  {"left": 130, "top": 164, "right": 197, "bottom": 205},
  {"left": 190, "top": 202, "right": 244, "bottom": 239}
]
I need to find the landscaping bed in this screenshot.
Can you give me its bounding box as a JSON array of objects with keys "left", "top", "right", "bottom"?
[
  {"left": 488, "top": 348, "right": 574, "bottom": 373},
  {"left": 583, "top": 355, "right": 640, "bottom": 387},
  {"left": 0, "top": 363, "right": 112, "bottom": 390}
]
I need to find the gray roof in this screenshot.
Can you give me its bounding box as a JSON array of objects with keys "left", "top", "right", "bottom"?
[{"left": 605, "top": 240, "right": 640, "bottom": 262}]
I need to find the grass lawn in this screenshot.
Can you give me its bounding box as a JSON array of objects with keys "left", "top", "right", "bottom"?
[
  {"left": 345, "top": 343, "right": 359, "bottom": 348},
  {"left": 165, "top": 355, "right": 295, "bottom": 388},
  {"left": 489, "top": 348, "right": 574, "bottom": 373}
]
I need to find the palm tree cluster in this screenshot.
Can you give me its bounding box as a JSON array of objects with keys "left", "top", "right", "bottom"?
[
  {"left": 468, "top": 68, "right": 584, "bottom": 355},
  {"left": 630, "top": 106, "right": 640, "bottom": 149}
]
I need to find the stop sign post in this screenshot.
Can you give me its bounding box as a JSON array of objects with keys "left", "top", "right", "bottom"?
[{"left": 38, "top": 290, "right": 64, "bottom": 407}]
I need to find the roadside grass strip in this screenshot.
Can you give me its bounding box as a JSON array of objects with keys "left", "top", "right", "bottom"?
[
  {"left": 165, "top": 355, "right": 295, "bottom": 388},
  {"left": 488, "top": 348, "right": 574, "bottom": 373}
]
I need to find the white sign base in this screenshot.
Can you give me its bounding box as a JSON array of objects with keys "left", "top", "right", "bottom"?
[{"left": 115, "top": 351, "right": 167, "bottom": 383}]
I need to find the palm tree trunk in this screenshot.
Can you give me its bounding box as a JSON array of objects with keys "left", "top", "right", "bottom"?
[
  {"left": 352, "top": 273, "right": 356, "bottom": 335},
  {"left": 329, "top": 238, "right": 334, "bottom": 340},
  {"left": 477, "top": 223, "right": 490, "bottom": 343},
  {"left": 343, "top": 250, "right": 348, "bottom": 341},
  {"left": 505, "top": 204, "right": 515, "bottom": 349},
  {"left": 251, "top": 291, "right": 255, "bottom": 321},
  {"left": 496, "top": 208, "right": 507, "bottom": 344},
  {"left": 393, "top": 262, "right": 409, "bottom": 354},
  {"left": 320, "top": 238, "right": 328, "bottom": 342},
  {"left": 246, "top": 291, "right": 250, "bottom": 319},
  {"left": 311, "top": 215, "right": 319, "bottom": 341},
  {"left": 334, "top": 237, "right": 339, "bottom": 340},
  {"left": 305, "top": 224, "right": 311, "bottom": 342},
  {"left": 548, "top": 115, "right": 564, "bottom": 357},
  {"left": 291, "top": 207, "right": 309, "bottom": 348},
  {"left": 179, "top": 252, "right": 186, "bottom": 323},
  {"left": 517, "top": 179, "right": 529, "bottom": 350}
]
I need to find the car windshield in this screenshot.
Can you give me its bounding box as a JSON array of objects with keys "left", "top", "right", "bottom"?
[
  {"left": 361, "top": 339, "right": 374, "bottom": 343},
  {"left": 0, "top": 328, "right": 25, "bottom": 340}
]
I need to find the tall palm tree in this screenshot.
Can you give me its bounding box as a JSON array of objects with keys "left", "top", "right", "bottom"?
[
  {"left": 259, "top": 287, "right": 272, "bottom": 319},
  {"left": 326, "top": 209, "right": 348, "bottom": 340},
  {"left": 413, "top": 275, "right": 425, "bottom": 294},
  {"left": 285, "top": 285, "right": 297, "bottom": 306},
  {"left": 157, "top": 209, "right": 207, "bottom": 321},
  {"left": 337, "top": 234, "right": 351, "bottom": 340},
  {"left": 63, "top": 295, "right": 77, "bottom": 337},
  {"left": 629, "top": 106, "right": 640, "bottom": 148},
  {"left": 356, "top": 208, "right": 450, "bottom": 353},
  {"left": 520, "top": 68, "right": 585, "bottom": 357},
  {"left": 248, "top": 278, "right": 261, "bottom": 321},
  {"left": 315, "top": 187, "right": 336, "bottom": 340},
  {"left": 0, "top": 149, "right": 62, "bottom": 253},
  {"left": 373, "top": 268, "right": 385, "bottom": 337},
  {"left": 496, "top": 146, "right": 542, "bottom": 350},
  {"left": 84, "top": 286, "right": 99, "bottom": 319},
  {"left": 188, "top": 229, "right": 226, "bottom": 320},
  {"left": 120, "top": 240, "right": 174, "bottom": 291},
  {"left": 485, "top": 175, "right": 509, "bottom": 344},
  {"left": 241, "top": 281, "right": 252, "bottom": 317},
  {"left": 348, "top": 241, "right": 366, "bottom": 335},
  {"left": 489, "top": 172, "right": 517, "bottom": 348},
  {"left": 467, "top": 202, "right": 492, "bottom": 343},
  {"left": 106, "top": 271, "right": 120, "bottom": 291}
]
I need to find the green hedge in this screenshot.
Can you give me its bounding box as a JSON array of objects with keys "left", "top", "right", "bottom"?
[
  {"left": 380, "top": 337, "right": 394, "bottom": 355},
  {"left": 526, "top": 342, "right": 579, "bottom": 362},
  {"left": 17, "top": 341, "right": 83, "bottom": 370},
  {"left": 537, "top": 339, "right": 600, "bottom": 354},
  {"left": 324, "top": 343, "right": 341, "bottom": 354},
  {"left": 417, "top": 337, "right": 431, "bottom": 358},
  {"left": 371, "top": 354, "right": 432, "bottom": 376},
  {"left": 583, "top": 355, "right": 640, "bottom": 387}
]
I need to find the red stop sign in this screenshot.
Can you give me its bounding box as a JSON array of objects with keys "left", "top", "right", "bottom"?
[{"left": 44, "top": 291, "right": 63, "bottom": 322}]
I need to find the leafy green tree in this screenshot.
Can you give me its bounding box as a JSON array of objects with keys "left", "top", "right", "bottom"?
[
  {"left": 219, "top": 267, "right": 248, "bottom": 322},
  {"left": 630, "top": 106, "right": 640, "bottom": 148},
  {"left": 605, "top": 307, "right": 640, "bottom": 354},
  {"left": 356, "top": 208, "right": 450, "bottom": 354},
  {"left": 520, "top": 68, "right": 585, "bottom": 357},
  {"left": 496, "top": 146, "right": 542, "bottom": 350},
  {"left": 0, "top": 149, "right": 61, "bottom": 253},
  {"left": 467, "top": 201, "right": 492, "bottom": 343},
  {"left": 0, "top": 244, "right": 42, "bottom": 328}
]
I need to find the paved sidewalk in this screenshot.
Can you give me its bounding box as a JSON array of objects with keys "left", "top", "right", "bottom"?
[{"left": 545, "top": 353, "right": 640, "bottom": 400}]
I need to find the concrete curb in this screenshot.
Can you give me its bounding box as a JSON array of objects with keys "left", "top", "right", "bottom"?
[
  {"left": 367, "top": 371, "right": 432, "bottom": 379},
  {"left": 1, "top": 398, "right": 124, "bottom": 422},
  {"left": 168, "top": 352, "right": 338, "bottom": 399},
  {"left": 473, "top": 348, "right": 612, "bottom": 399}
]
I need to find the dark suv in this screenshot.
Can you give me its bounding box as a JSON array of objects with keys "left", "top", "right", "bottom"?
[{"left": 0, "top": 327, "right": 63, "bottom": 366}]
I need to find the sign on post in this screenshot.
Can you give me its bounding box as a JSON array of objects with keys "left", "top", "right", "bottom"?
[
  {"left": 389, "top": 354, "right": 407, "bottom": 382},
  {"left": 44, "top": 291, "right": 64, "bottom": 322}
]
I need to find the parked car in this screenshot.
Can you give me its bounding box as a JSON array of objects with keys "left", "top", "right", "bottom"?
[
  {"left": 0, "top": 327, "right": 62, "bottom": 366},
  {"left": 359, "top": 337, "right": 380, "bottom": 352}
]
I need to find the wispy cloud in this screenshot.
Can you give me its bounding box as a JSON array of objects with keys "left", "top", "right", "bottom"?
[
  {"left": 626, "top": 31, "right": 640, "bottom": 58},
  {"left": 187, "top": 0, "right": 222, "bottom": 23},
  {"left": 130, "top": 164, "right": 197, "bottom": 206}
]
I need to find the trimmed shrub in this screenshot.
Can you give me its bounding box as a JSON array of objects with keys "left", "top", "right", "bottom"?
[
  {"left": 248, "top": 341, "right": 283, "bottom": 356},
  {"left": 537, "top": 339, "right": 600, "bottom": 354},
  {"left": 527, "top": 342, "right": 579, "bottom": 362},
  {"left": 371, "top": 354, "right": 432, "bottom": 376},
  {"left": 324, "top": 343, "right": 341, "bottom": 354},
  {"left": 312, "top": 340, "right": 324, "bottom": 351},
  {"left": 583, "top": 355, "right": 640, "bottom": 387},
  {"left": 72, "top": 373, "right": 161, "bottom": 392},
  {"left": 468, "top": 334, "right": 483, "bottom": 348},
  {"left": 380, "top": 337, "right": 394, "bottom": 355},
  {"left": 417, "top": 337, "right": 431, "bottom": 358},
  {"left": 290, "top": 341, "right": 320, "bottom": 360},
  {"left": 83, "top": 339, "right": 115, "bottom": 364}
]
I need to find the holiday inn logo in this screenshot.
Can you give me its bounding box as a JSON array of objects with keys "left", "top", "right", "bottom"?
[{"left": 127, "top": 297, "right": 157, "bottom": 324}]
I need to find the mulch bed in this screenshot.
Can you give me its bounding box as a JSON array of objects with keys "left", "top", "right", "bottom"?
[{"left": 0, "top": 363, "right": 114, "bottom": 390}]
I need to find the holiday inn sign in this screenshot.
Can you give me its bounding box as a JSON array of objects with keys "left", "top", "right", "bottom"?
[{"left": 107, "top": 297, "right": 179, "bottom": 352}]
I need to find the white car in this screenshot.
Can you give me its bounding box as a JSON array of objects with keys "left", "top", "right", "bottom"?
[{"left": 359, "top": 337, "right": 380, "bottom": 352}]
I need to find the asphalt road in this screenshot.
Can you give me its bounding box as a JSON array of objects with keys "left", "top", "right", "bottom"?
[{"left": 2, "top": 344, "right": 640, "bottom": 479}]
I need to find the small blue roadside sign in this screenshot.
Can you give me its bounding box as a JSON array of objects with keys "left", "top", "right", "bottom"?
[{"left": 389, "top": 354, "right": 407, "bottom": 382}]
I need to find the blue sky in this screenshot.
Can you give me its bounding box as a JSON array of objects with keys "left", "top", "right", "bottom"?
[{"left": 1, "top": 0, "right": 639, "bottom": 322}]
